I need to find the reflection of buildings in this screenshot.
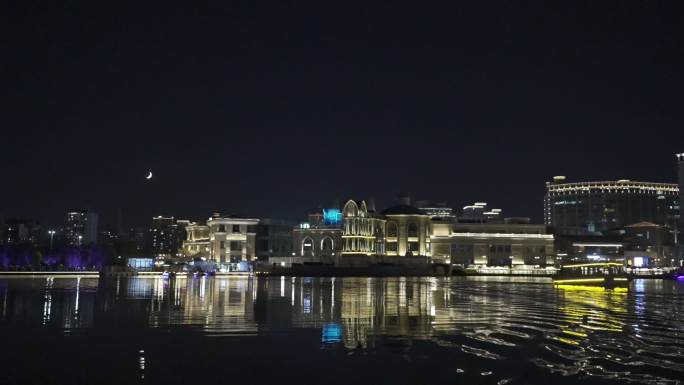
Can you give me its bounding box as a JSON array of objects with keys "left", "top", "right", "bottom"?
[
  {"left": 119, "top": 276, "right": 439, "bottom": 350},
  {"left": 130, "top": 277, "right": 259, "bottom": 333},
  {"left": 340, "top": 277, "right": 435, "bottom": 348},
  {"left": 0, "top": 277, "right": 98, "bottom": 328}
]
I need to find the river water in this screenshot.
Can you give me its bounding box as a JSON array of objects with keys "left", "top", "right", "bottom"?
[{"left": 0, "top": 276, "right": 682, "bottom": 385}]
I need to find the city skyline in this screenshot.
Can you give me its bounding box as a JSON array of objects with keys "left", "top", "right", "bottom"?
[
  {"left": 3, "top": 4, "right": 684, "bottom": 385},
  {"left": 1, "top": 165, "right": 681, "bottom": 229}
]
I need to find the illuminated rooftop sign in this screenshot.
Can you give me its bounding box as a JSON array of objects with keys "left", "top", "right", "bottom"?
[{"left": 323, "top": 209, "right": 342, "bottom": 225}]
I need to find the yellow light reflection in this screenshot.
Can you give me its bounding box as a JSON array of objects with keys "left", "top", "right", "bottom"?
[{"left": 555, "top": 283, "right": 627, "bottom": 340}]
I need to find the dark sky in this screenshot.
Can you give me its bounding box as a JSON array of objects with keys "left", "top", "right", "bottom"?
[{"left": 2, "top": 1, "right": 683, "bottom": 228}]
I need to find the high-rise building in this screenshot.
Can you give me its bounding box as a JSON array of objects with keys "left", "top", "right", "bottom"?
[
  {"left": 459, "top": 202, "right": 503, "bottom": 223},
  {"left": 677, "top": 153, "right": 684, "bottom": 258},
  {"left": 65, "top": 211, "right": 98, "bottom": 246},
  {"left": 415, "top": 200, "right": 455, "bottom": 220},
  {"left": 544, "top": 177, "right": 679, "bottom": 234},
  {"left": 147, "top": 216, "right": 185, "bottom": 257},
  {"left": 2, "top": 219, "right": 40, "bottom": 246}
]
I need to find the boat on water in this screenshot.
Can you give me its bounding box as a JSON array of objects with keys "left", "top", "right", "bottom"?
[
  {"left": 553, "top": 262, "right": 631, "bottom": 290},
  {"left": 672, "top": 267, "right": 684, "bottom": 281}
]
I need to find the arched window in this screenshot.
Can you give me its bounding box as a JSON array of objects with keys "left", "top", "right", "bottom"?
[
  {"left": 375, "top": 225, "right": 383, "bottom": 238},
  {"left": 302, "top": 237, "right": 314, "bottom": 257},
  {"left": 343, "top": 200, "right": 358, "bottom": 217},
  {"left": 408, "top": 222, "right": 418, "bottom": 237},
  {"left": 321, "top": 237, "right": 334, "bottom": 254},
  {"left": 387, "top": 222, "right": 398, "bottom": 237}
]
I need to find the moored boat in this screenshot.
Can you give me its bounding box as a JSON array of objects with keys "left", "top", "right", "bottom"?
[
  {"left": 672, "top": 267, "right": 684, "bottom": 281},
  {"left": 553, "top": 262, "right": 630, "bottom": 290}
]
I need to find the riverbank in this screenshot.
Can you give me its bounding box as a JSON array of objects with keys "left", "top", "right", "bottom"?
[
  {"left": 258, "top": 263, "right": 452, "bottom": 277},
  {"left": 0, "top": 271, "right": 100, "bottom": 278},
  {"left": 0, "top": 268, "right": 676, "bottom": 279}
]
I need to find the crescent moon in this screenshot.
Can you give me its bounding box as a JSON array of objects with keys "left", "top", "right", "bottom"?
[{"left": 146, "top": 171, "right": 153, "bottom": 180}]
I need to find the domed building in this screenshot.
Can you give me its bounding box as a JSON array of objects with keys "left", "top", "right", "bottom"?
[{"left": 381, "top": 195, "right": 431, "bottom": 257}]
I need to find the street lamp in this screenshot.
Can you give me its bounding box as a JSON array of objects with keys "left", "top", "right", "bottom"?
[
  {"left": 48, "top": 230, "right": 55, "bottom": 250},
  {"left": 78, "top": 235, "right": 83, "bottom": 247}
]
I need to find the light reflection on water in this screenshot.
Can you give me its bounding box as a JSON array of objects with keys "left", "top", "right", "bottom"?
[{"left": 0, "top": 276, "right": 683, "bottom": 384}]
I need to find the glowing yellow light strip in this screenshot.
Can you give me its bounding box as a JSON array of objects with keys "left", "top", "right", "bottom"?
[
  {"left": 551, "top": 336, "right": 580, "bottom": 346},
  {"left": 553, "top": 278, "right": 605, "bottom": 283},
  {"left": 555, "top": 285, "right": 629, "bottom": 294},
  {"left": 441, "top": 233, "right": 553, "bottom": 239},
  {"left": 562, "top": 330, "right": 588, "bottom": 338},
  {"left": 562, "top": 263, "right": 624, "bottom": 268}
]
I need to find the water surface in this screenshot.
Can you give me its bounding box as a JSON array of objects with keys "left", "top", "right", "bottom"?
[{"left": 0, "top": 276, "right": 683, "bottom": 385}]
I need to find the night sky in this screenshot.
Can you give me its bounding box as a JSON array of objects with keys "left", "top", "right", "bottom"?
[{"left": 2, "top": 1, "right": 683, "bottom": 228}]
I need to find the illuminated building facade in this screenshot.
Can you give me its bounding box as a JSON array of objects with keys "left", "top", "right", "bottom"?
[
  {"left": 554, "top": 236, "right": 625, "bottom": 264},
  {"left": 678, "top": 153, "right": 684, "bottom": 259},
  {"left": 206, "top": 214, "right": 259, "bottom": 267},
  {"left": 459, "top": 202, "right": 503, "bottom": 223},
  {"left": 342, "top": 199, "right": 386, "bottom": 256},
  {"left": 382, "top": 196, "right": 430, "bottom": 257},
  {"left": 544, "top": 176, "right": 679, "bottom": 234},
  {"left": 65, "top": 211, "right": 98, "bottom": 246},
  {"left": 622, "top": 222, "right": 677, "bottom": 267},
  {"left": 292, "top": 225, "right": 342, "bottom": 261},
  {"left": 414, "top": 200, "right": 455, "bottom": 220},
  {"left": 284, "top": 208, "right": 343, "bottom": 264},
  {"left": 182, "top": 222, "right": 210, "bottom": 258},
  {"left": 430, "top": 222, "right": 554, "bottom": 266}
]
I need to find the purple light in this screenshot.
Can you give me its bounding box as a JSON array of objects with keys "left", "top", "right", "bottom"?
[
  {"left": 0, "top": 245, "right": 104, "bottom": 270},
  {"left": 676, "top": 275, "right": 684, "bottom": 281}
]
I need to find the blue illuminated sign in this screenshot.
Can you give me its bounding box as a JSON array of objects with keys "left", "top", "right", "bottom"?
[
  {"left": 322, "top": 323, "right": 343, "bottom": 344},
  {"left": 323, "top": 209, "right": 342, "bottom": 225}
]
